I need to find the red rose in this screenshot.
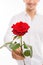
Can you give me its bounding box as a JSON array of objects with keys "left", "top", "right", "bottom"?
[{"left": 11, "top": 21, "right": 30, "bottom": 36}]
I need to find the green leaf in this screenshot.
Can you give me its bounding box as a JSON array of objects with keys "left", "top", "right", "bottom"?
[
  {"left": 5, "top": 41, "right": 12, "bottom": 45},
  {"left": 29, "top": 46, "right": 33, "bottom": 58},
  {"left": 14, "top": 43, "right": 20, "bottom": 50},
  {"left": 9, "top": 43, "right": 14, "bottom": 49},
  {"left": 23, "top": 41, "right": 28, "bottom": 49},
  {"left": 13, "top": 42, "right": 17, "bottom": 45},
  {"left": 23, "top": 50, "right": 30, "bottom": 56},
  {"left": 9, "top": 43, "right": 20, "bottom": 51},
  {"left": 13, "top": 36, "right": 17, "bottom": 40}
]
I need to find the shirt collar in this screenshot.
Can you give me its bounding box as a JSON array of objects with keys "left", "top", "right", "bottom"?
[{"left": 24, "top": 10, "right": 38, "bottom": 21}]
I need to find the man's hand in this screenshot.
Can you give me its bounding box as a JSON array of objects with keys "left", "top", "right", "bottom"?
[{"left": 12, "top": 47, "right": 25, "bottom": 60}]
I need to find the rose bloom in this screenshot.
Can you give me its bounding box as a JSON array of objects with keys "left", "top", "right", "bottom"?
[{"left": 11, "top": 21, "right": 30, "bottom": 36}]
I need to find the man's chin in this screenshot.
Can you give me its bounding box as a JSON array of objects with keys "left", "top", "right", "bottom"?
[{"left": 27, "top": 7, "right": 35, "bottom": 11}]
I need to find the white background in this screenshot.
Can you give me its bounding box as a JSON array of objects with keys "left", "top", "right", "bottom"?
[{"left": 0, "top": 0, "right": 43, "bottom": 65}]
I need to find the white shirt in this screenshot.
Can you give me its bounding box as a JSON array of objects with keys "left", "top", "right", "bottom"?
[{"left": 4, "top": 11, "right": 43, "bottom": 65}]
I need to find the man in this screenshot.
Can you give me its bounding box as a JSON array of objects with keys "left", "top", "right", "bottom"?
[{"left": 4, "top": 0, "right": 43, "bottom": 65}]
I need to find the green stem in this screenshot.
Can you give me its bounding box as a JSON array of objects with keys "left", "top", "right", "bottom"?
[
  {"left": 20, "top": 36, "right": 26, "bottom": 65},
  {"left": 0, "top": 44, "right": 6, "bottom": 49},
  {"left": 23, "top": 60, "right": 26, "bottom": 65},
  {"left": 0, "top": 41, "right": 12, "bottom": 49},
  {"left": 0, "top": 36, "right": 17, "bottom": 49},
  {"left": 20, "top": 36, "right": 22, "bottom": 52}
]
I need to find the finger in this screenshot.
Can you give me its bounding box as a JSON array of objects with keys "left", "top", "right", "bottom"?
[
  {"left": 12, "top": 50, "right": 17, "bottom": 59},
  {"left": 12, "top": 50, "right": 24, "bottom": 60},
  {"left": 16, "top": 47, "right": 21, "bottom": 53}
]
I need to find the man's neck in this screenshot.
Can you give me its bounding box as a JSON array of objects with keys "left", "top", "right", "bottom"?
[{"left": 26, "top": 8, "right": 36, "bottom": 20}]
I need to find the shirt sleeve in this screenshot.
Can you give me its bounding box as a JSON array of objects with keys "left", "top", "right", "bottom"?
[{"left": 4, "top": 16, "right": 16, "bottom": 51}]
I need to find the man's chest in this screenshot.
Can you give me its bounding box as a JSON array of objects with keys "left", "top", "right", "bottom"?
[
  {"left": 18, "top": 14, "right": 43, "bottom": 33},
  {"left": 31, "top": 20, "right": 43, "bottom": 33}
]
